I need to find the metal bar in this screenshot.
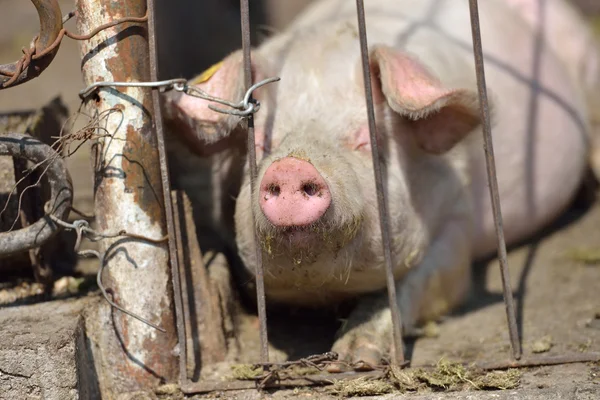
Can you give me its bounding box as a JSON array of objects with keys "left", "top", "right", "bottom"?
[
  {"left": 147, "top": 0, "right": 188, "bottom": 384},
  {"left": 475, "top": 353, "right": 600, "bottom": 371},
  {"left": 467, "top": 0, "right": 522, "bottom": 360},
  {"left": 240, "top": 0, "right": 269, "bottom": 364},
  {"left": 181, "top": 370, "right": 383, "bottom": 394},
  {"left": 180, "top": 351, "right": 600, "bottom": 394},
  {"left": 0, "top": 133, "right": 72, "bottom": 258},
  {"left": 354, "top": 0, "right": 405, "bottom": 365},
  {"left": 76, "top": 0, "right": 177, "bottom": 391}
]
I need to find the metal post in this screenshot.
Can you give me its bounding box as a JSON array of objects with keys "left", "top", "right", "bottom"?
[
  {"left": 355, "top": 0, "right": 405, "bottom": 365},
  {"left": 147, "top": 0, "right": 188, "bottom": 384},
  {"left": 468, "top": 0, "right": 522, "bottom": 360},
  {"left": 77, "top": 0, "right": 177, "bottom": 391},
  {"left": 240, "top": 0, "right": 270, "bottom": 363}
]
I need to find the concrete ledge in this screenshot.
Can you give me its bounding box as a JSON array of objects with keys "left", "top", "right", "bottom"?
[{"left": 0, "top": 298, "right": 98, "bottom": 400}]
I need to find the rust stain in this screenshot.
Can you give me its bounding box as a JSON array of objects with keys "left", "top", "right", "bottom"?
[
  {"left": 124, "top": 124, "right": 164, "bottom": 227},
  {"left": 141, "top": 294, "right": 178, "bottom": 376}
]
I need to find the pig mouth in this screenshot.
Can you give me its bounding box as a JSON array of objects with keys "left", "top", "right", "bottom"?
[
  {"left": 278, "top": 225, "right": 321, "bottom": 248},
  {"left": 258, "top": 223, "right": 329, "bottom": 253}
]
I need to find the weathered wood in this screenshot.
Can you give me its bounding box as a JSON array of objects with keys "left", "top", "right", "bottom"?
[{"left": 172, "top": 190, "right": 239, "bottom": 380}]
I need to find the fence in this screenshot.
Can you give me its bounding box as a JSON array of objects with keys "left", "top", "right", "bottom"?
[{"left": 1, "top": 0, "right": 599, "bottom": 396}]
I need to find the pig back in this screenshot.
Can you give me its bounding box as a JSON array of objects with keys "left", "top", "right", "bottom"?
[{"left": 284, "top": 0, "right": 589, "bottom": 258}]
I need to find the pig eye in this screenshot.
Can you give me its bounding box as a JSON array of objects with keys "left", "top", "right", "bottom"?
[{"left": 302, "top": 182, "right": 319, "bottom": 196}]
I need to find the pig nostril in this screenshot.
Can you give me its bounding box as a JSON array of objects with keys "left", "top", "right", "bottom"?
[
  {"left": 267, "top": 183, "right": 281, "bottom": 197},
  {"left": 301, "top": 182, "right": 319, "bottom": 197}
]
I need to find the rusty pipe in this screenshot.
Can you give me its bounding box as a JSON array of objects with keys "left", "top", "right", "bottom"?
[
  {"left": 0, "top": 133, "right": 72, "bottom": 258},
  {"left": 0, "top": 0, "right": 63, "bottom": 89},
  {"left": 76, "top": 0, "right": 177, "bottom": 391}
]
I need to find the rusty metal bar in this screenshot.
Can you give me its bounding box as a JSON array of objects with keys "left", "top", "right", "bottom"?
[
  {"left": 355, "top": 0, "right": 405, "bottom": 364},
  {"left": 0, "top": 0, "right": 63, "bottom": 89},
  {"left": 0, "top": 133, "right": 72, "bottom": 258},
  {"left": 475, "top": 352, "right": 600, "bottom": 371},
  {"left": 147, "top": 0, "right": 188, "bottom": 384},
  {"left": 240, "top": 0, "right": 270, "bottom": 363},
  {"left": 180, "top": 351, "right": 600, "bottom": 394},
  {"left": 180, "top": 370, "right": 383, "bottom": 394},
  {"left": 76, "top": 0, "right": 177, "bottom": 391},
  {"left": 467, "top": 0, "right": 522, "bottom": 360}
]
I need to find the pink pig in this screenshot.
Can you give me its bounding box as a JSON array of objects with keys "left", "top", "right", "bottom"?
[{"left": 164, "top": 0, "right": 598, "bottom": 368}]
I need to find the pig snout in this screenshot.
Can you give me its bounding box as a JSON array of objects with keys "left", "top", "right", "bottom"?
[{"left": 259, "top": 157, "right": 331, "bottom": 227}]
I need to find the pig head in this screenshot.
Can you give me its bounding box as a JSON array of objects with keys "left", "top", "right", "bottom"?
[{"left": 165, "top": 26, "right": 482, "bottom": 366}]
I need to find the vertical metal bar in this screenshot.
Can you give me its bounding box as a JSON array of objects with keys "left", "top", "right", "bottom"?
[
  {"left": 467, "top": 0, "right": 522, "bottom": 360},
  {"left": 240, "top": 0, "right": 269, "bottom": 363},
  {"left": 77, "top": 0, "right": 178, "bottom": 391},
  {"left": 355, "top": 0, "right": 405, "bottom": 365},
  {"left": 147, "top": 0, "right": 188, "bottom": 383}
]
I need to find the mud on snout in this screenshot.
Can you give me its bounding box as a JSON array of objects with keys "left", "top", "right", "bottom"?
[{"left": 235, "top": 142, "right": 369, "bottom": 269}]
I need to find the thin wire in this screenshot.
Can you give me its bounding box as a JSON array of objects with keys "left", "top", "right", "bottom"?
[
  {"left": 48, "top": 213, "right": 168, "bottom": 332},
  {"left": 240, "top": 0, "right": 269, "bottom": 364},
  {"left": 206, "top": 77, "right": 280, "bottom": 116},
  {"left": 94, "top": 250, "right": 166, "bottom": 333},
  {"left": 355, "top": 0, "right": 405, "bottom": 365},
  {"left": 74, "top": 249, "right": 166, "bottom": 332},
  {"left": 47, "top": 213, "right": 167, "bottom": 244},
  {"left": 79, "top": 76, "right": 280, "bottom": 117},
  {"left": 79, "top": 78, "right": 187, "bottom": 99},
  {"left": 468, "top": 0, "right": 521, "bottom": 360}
]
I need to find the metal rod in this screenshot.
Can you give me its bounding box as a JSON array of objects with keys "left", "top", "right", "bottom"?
[
  {"left": 475, "top": 352, "right": 600, "bottom": 371},
  {"left": 147, "top": 0, "right": 188, "bottom": 383},
  {"left": 180, "top": 370, "right": 383, "bottom": 394},
  {"left": 467, "top": 0, "right": 522, "bottom": 360},
  {"left": 180, "top": 351, "right": 600, "bottom": 394},
  {"left": 240, "top": 0, "right": 269, "bottom": 364},
  {"left": 355, "top": 0, "right": 405, "bottom": 365}
]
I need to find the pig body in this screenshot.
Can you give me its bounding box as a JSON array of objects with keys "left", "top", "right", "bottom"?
[{"left": 166, "top": 0, "right": 594, "bottom": 366}]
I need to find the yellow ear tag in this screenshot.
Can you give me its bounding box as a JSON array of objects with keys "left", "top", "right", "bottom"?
[{"left": 191, "top": 61, "right": 224, "bottom": 85}]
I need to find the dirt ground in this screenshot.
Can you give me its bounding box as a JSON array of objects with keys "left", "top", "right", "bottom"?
[
  {"left": 178, "top": 193, "right": 599, "bottom": 399},
  {"left": 1, "top": 0, "right": 599, "bottom": 399}
]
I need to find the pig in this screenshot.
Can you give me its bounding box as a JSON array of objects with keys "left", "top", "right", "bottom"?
[
  {"left": 503, "top": 0, "right": 600, "bottom": 177},
  {"left": 164, "top": 0, "right": 597, "bottom": 368}
]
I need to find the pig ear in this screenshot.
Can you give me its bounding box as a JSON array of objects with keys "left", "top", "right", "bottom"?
[
  {"left": 369, "top": 46, "right": 482, "bottom": 154},
  {"left": 163, "top": 50, "right": 263, "bottom": 156}
]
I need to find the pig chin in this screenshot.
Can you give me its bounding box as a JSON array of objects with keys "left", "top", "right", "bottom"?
[
  {"left": 257, "top": 210, "right": 362, "bottom": 259},
  {"left": 277, "top": 225, "right": 321, "bottom": 249},
  {"left": 261, "top": 218, "right": 332, "bottom": 252}
]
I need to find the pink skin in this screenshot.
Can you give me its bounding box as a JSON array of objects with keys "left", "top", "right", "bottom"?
[{"left": 259, "top": 157, "right": 331, "bottom": 228}]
